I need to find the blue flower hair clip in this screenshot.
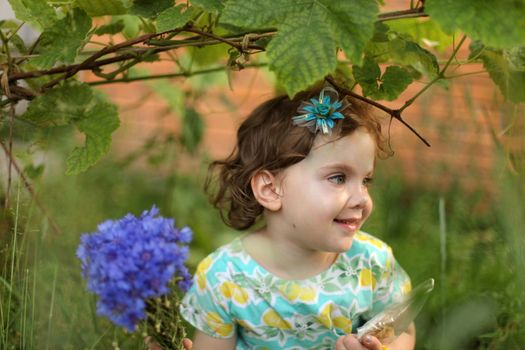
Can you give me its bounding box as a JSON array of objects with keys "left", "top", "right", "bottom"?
[{"left": 292, "top": 85, "right": 349, "bottom": 134}]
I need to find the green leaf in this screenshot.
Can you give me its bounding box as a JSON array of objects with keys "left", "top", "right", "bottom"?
[
  {"left": 387, "top": 18, "right": 454, "bottom": 52},
  {"left": 75, "top": 0, "right": 130, "bottom": 16},
  {"left": 156, "top": 4, "right": 192, "bottom": 32},
  {"left": 190, "top": 0, "right": 223, "bottom": 12},
  {"left": 267, "top": 7, "right": 337, "bottom": 96},
  {"left": 180, "top": 107, "right": 204, "bottom": 153},
  {"left": 379, "top": 66, "right": 413, "bottom": 100},
  {"left": 353, "top": 56, "right": 381, "bottom": 97},
  {"left": 471, "top": 42, "right": 525, "bottom": 103},
  {"left": 8, "top": 0, "right": 57, "bottom": 29},
  {"left": 323, "top": 0, "right": 378, "bottom": 65},
  {"left": 20, "top": 84, "right": 120, "bottom": 174},
  {"left": 353, "top": 57, "right": 413, "bottom": 101},
  {"left": 113, "top": 15, "right": 142, "bottom": 39},
  {"left": 129, "top": 0, "right": 174, "bottom": 18},
  {"left": 9, "top": 34, "right": 28, "bottom": 54},
  {"left": 220, "top": 0, "right": 291, "bottom": 28},
  {"left": 366, "top": 29, "right": 440, "bottom": 79},
  {"left": 222, "top": 0, "right": 377, "bottom": 95},
  {"left": 94, "top": 20, "right": 125, "bottom": 35},
  {"left": 32, "top": 9, "right": 92, "bottom": 68},
  {"left": 426, "top": 0, "right": 525, "bottom": 49}
]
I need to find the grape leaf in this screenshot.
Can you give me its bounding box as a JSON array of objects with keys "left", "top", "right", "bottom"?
[
  {"left": 323, "top": 0, "right": 378, "bottom": 65},
  {"left": 387, "top": 18, "right": 454, "bottom": 52},
  {"left": 20, "top": 84, "right": 120, "bottom": 174},
  {"left": 32, "top": 9, "right": 92, "bottom": 69},
  {"left": 8, "top": 0, "right": 57, "bottom": 29},
  {"left": 221, "top": 0, "right": 378, "bottom": 96},
  {"left": 220, "top": 0, "right": 291, "bottom": 28},
  {"left": 470, "top": 42, "right": 525, "bottom": 103},
  {"left": 379, "top": 66, "right": 413, "bottom": 101},
  {"left": 156, "top": 5, "right": 193, "bottom": 32},
  {"left": 426, "top": 0, "right": 525, "bottom": 49},
  {"left": 353, "top": 56, "right": 381, "bottom": 97},
  {"left": 266, "top": 7, "right": 337, "bottom": 97},
  {"left": 94, "top": 20, "right": 125, "bottom": 35},
  {"left": 353, "top": 57, "right": 413, "bottom": 101},
  {"left": 129, "top": 0, "right": 174, "bottom": 18},
  {"left": 75, "top": 0, "right": 130, "bottom": 16},
  {"left": 366, "top": 24, "right": 439, "bottom": 79},
  {"left": 190, "top": 0, "right": 224, "bottom": 12}
]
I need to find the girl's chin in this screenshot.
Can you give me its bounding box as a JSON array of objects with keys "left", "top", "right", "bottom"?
[{"left": 330, "top": 237, "right": 354, "bottom": 253}]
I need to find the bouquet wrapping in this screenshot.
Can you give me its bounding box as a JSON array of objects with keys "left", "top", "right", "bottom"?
[
  {"left": 77, "top": 206, "right": 192, "bottom": 349},
  {"left": 357, "top": 278, "right": 435, "bottom": 344}
]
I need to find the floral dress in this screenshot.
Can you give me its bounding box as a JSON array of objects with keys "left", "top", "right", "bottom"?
[{"left": 180, "top": 231, "right": 411, "bottom": 350}]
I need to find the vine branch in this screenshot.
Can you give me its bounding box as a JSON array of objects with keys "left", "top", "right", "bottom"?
[{"left": 325, "top": 76, "right": 431, "bottom": 147}]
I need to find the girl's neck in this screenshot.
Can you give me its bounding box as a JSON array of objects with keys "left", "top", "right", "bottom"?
[{"left": 241, "top": 228, "right": 338, "bottom": 280}]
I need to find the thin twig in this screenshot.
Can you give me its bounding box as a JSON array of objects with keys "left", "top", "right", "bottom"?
[
  {"left": 88, "top": 62, "right": 268, "bottom": 86},
  {"left": 0, "top": 140, "right": 62, "bottom": 235},
  {"left": 377, "top": 7, "right": 428, "bottom": 22},
  {"left": 325, "top": 76, "right": 431, "bottom": 147}
]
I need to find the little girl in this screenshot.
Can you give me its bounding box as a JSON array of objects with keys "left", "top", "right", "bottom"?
[{"left": 179, "top": 85, "right": 415, "bottom": 350}]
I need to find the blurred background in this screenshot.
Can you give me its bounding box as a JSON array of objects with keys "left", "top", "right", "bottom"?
[{"left": 1, "top": 0, "right": 525, "bottom": 349}]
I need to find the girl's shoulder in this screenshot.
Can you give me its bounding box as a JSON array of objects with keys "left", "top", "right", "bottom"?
[
  {"left": 344, "top": 231, "right": 394, "bottom": 267},
  {"left": 193, "top": 237, "right": 250, "bottom": 279}
]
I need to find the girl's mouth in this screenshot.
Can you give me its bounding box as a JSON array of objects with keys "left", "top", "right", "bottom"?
[{"left": 334, "top": 218, "right": 360, "bottom": 232}]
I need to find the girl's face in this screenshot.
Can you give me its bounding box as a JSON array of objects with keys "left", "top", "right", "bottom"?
[{"left": 274, "top": 128, "right": 375, "bottom": 253}]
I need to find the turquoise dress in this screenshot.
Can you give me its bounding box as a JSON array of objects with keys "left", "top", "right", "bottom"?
[{"left": 180, "top": 231, "right": 411, "bottom": 350}]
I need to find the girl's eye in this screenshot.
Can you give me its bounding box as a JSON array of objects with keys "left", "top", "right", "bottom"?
[
  {"left": 362, "top": 177, "right": 373, "bottom": 187},
  {"left": 328, "top": 174, "right": 346, "bottom": 185}
]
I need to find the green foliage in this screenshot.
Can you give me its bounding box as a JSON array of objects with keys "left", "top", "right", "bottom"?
[
  {"left": 190, "top": 0, "right": 224, "bottom": 12},
  {"left": 31, "top": 8, "right": 92, "bottom": 69},
  {"left": 180, "top": 107, "right": 204, "bottom": 153},
  {"left": 426, "top": 0, "right": 525, "bottom": 49},
  {"left": 156, "top": 5, "right": 193, "bottom": 32},
  {"left": 75, "top": 0, "right": 130, "bottom": 16},
  {"left": 266, "top": 8, "right": 336, "bottom": 97},
  {"left": 7, "top": 0, "right": 57, "bottom": 29},
  {"left": 20, "top": 83, "right": 120, "bottom": 175},
  {"left": 221, "top": 0, "right": 378, "bottom": 96},
  {"left": 470, "top": 42, "right": 525, "bottom": 103},
  {"left": 129, "top": 0, "right": 174, "bottom": 18},
  {"left": 354, "top": 57, "right": 413, "bottom": 101},
  {"left": 1, "top": 0, "right": 525, "bottom": 173}
]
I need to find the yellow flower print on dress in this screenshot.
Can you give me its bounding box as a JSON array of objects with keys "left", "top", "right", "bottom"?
[
  {"left": 262, "top": 309, "right": 291, "bottom": 329},
  {"left": 317, "top": 302, "right": 334, "bottom": 328},
  {"left": 355, "top": 232, "right": 388, "bottom": 250},
  {"left": 278, "top": 282, "right": 317, "bottom": 303},
  {"left": 205, "top": 311, "right": 234, "bottom": 337},
  {"left": 220, "top": 281, "right": 250, "bottom": 305},
  {"left": 359, "top": 268, "right": 377, "bottom": 290},
  {"left": 317, "top": 302, "right": 353, "bottom": 334},
  {"left": 196, "top": 255, "right": 213, "bottom": 291}
]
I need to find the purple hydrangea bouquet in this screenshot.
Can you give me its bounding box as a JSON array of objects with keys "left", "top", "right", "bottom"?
[{"left": 77, "top": 206, "right": 192, "bottom": 349}]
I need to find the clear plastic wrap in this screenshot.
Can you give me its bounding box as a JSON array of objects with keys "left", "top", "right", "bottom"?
[{"left": 357, "top": 278, "right": 435, "bottom": 344}]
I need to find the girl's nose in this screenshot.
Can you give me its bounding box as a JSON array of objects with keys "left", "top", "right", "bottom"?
[{"left": 346, "top": 183, "right": 369, "bottom": 208}]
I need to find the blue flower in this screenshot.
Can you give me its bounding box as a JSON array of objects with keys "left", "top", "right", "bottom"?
[
  {"left": 292, "top": 86, "right": 347, "bottom": 134},
  {"left": 76, "top": 205, "right": 193, "bottom": 332}
]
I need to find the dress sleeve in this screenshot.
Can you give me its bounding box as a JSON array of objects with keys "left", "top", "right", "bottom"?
[
  {"left": 367, "top": 247, "right": 412, "bottom": 318},
  {"left": 179, "top": 255, "right": 236, "bottom": 339}
]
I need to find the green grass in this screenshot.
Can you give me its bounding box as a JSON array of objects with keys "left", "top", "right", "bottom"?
[{"left": 1, "top": 151, "right": 524, "bottom": 349}]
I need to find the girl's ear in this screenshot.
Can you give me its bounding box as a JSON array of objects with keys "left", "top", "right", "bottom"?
[{"left": 251, "top": 170, "right": 282, "bottom": 211}]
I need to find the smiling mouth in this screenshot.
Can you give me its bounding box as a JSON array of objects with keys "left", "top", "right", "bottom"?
[{"left": 333, "top": 218, "right": 361, "bottom": 232}]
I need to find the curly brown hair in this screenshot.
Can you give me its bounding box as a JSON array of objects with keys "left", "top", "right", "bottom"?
[{"left": 205, "top": 86, "right": 388, "bottom": 230}]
